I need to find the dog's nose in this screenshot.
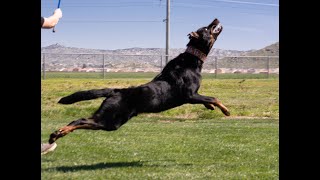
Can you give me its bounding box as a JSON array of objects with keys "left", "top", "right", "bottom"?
[
  {"left": 213, "top": 18, "right": 219, "bottom": 24},
  {"left": 208, "top": 18, "right": 220, "bottom": 29}
]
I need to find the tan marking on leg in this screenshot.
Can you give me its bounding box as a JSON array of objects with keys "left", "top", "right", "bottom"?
[{"left": 213, "top": 99, "right": 230, "bottom": 116}]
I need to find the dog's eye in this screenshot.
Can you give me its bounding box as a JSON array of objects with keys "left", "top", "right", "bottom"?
[{"left": 204, "top": 28, "right": 208, "bottom": 31}]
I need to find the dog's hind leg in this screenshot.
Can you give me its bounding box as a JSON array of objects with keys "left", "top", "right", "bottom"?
[
  {"left": 48, "top": 118, "right": 104, "bottom": 144},
  {"left": 188, "top": 94, "right": 230, "bottom": 116}
]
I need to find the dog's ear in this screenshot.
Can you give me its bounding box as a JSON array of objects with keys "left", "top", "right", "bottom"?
[{"left": 188, "top": 32, "right": 199, "bottom": 39}]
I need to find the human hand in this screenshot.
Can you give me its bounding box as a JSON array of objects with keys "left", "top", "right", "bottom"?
[{"left": 53, "top": 8, "right": 62, "bottom": 19}]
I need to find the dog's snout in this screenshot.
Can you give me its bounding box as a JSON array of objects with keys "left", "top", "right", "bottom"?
[
  {"left": 208, "top": 18, "right": 222, "bottom": 35},
  {"left": 213, "top": 18, "right": 219, "bottom": 24},
  {"left": 208, "top": 18, "right": 220, "bottom": 28}
]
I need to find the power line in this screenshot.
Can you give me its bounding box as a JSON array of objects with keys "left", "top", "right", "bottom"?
[
  {"left": 210, "top": 0, "right": 279, "bottom": 7},
  {"left": 41, "top": 1, "right": 160, "bottom": 8},
  {"left": 42, "top": 2, "right": 278, "bottom": 15},
  {"left": 42, "top": 5, "right": 158, "bottom": 8},
  {"left": 169, "top": 0, "right": 278, "bottom": 7},
  {"left": 169, "top": 3, "right": 278, "bottom": 16},
  {"left": 41, "top": 0, "right": 159, "bottom": 5},
  {"left": 42, "top": 0, "right": 279, "bottom": 8},
  {"left": 61, "top": 20, "right": 164, "bottom": 23},
  {"left": 169, "top": 0, "right": 278, "bottom": 12}
]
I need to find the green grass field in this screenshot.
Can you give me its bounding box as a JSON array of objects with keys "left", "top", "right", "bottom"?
[{"left": 41, "top": 75, "right": 279, "bottom": 179}]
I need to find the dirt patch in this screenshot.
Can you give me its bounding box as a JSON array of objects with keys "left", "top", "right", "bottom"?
[{"left": 222, "top": 116, "right": 277, "bottom": 120}]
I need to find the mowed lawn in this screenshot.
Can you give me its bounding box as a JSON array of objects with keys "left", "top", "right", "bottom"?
[{"left": 41, "top": 77, "right": 279, "bottom": 179}]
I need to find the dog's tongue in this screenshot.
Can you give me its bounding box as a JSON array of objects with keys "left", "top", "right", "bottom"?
[{"left": 213, "top": 23, "right": 222, "bottom": 33}]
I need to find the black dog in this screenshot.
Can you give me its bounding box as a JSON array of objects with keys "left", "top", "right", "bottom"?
[{"left": 48, "top": 18, "right": 230, "bottom": 144}]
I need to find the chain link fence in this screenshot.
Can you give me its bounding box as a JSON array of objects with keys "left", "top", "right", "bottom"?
[{"left": 41, "top": 53, "right": 279, "bottom": 79}]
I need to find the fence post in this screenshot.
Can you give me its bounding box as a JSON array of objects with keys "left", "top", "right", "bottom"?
[
  {"left": 267, "top": 56, "right": 270, "bottom": 79},
  {"left": 42, "top": 53, "right": 46, "bottom": 80},
  {"left": 215, "top": 57, "right": 218, "bottom": 79},
  {"left": 103, "top": 54, "right": 105, "bottom": 79}
]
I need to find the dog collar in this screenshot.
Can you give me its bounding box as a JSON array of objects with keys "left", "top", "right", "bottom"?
[{"left": 185, "top": 46, "right": 207, "bottom": 61}]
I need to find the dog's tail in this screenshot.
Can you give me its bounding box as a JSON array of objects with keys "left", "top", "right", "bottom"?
[{"left": 58, "top": 88, "right": 114, "bottom": 104}]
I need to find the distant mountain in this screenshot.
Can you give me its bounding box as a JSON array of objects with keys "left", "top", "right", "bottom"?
[
  {"left": 216, "top": 42, "right": 279, "bottom": 70},
  {"left": 244, "top": 42, "right": 279, "bottom": 56},
  {"left": 41, "top": 43, "right": 245, "bottom": 57},
  {"left": 41, "top": 42, "right": 278, "bottom": 72}
]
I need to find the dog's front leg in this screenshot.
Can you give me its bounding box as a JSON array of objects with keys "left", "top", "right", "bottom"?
[
  {"left": 48, "top": 118, "right": 104, "bottom": 144},
  {"left": 188, "top": 94, "right": 230, "bottom": 116}
]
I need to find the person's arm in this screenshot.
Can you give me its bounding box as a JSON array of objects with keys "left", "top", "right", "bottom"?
[{"left": 41, "top": 8, "right": 62, "bottom": 29}]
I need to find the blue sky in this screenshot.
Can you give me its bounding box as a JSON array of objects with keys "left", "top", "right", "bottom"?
[{"left": 41, "top": 0, "right": 279, "bottom": 51}]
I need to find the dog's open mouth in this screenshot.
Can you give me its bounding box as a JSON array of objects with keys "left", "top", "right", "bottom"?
[
  {"left": 208, "top": 19, "right": 223, "bottom": 35},
  {"left": 213, "top": 23, "right": 222, "bottom": 34}
]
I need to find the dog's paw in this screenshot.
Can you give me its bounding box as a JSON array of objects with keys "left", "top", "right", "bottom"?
[
  {"left": 219, "top": 105, "right": 230, "bottom": 116},
  {"left": 204, "top": 104, "right": 215, "bottom": 110},
  {"left": 48, "top": 130, "right": 60, "bottom": 144},
  {"left": 222, "top": 109, "right": 231, "bottom": 116}
]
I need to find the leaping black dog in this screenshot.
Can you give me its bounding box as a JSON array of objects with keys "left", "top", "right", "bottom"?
[{"left": 48, "top": 18, "right": 230, "bottom": 144}]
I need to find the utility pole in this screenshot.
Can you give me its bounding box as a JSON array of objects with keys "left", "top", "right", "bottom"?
[{"left": 165, "top": 0, "right": 170, "bottom": 64}]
